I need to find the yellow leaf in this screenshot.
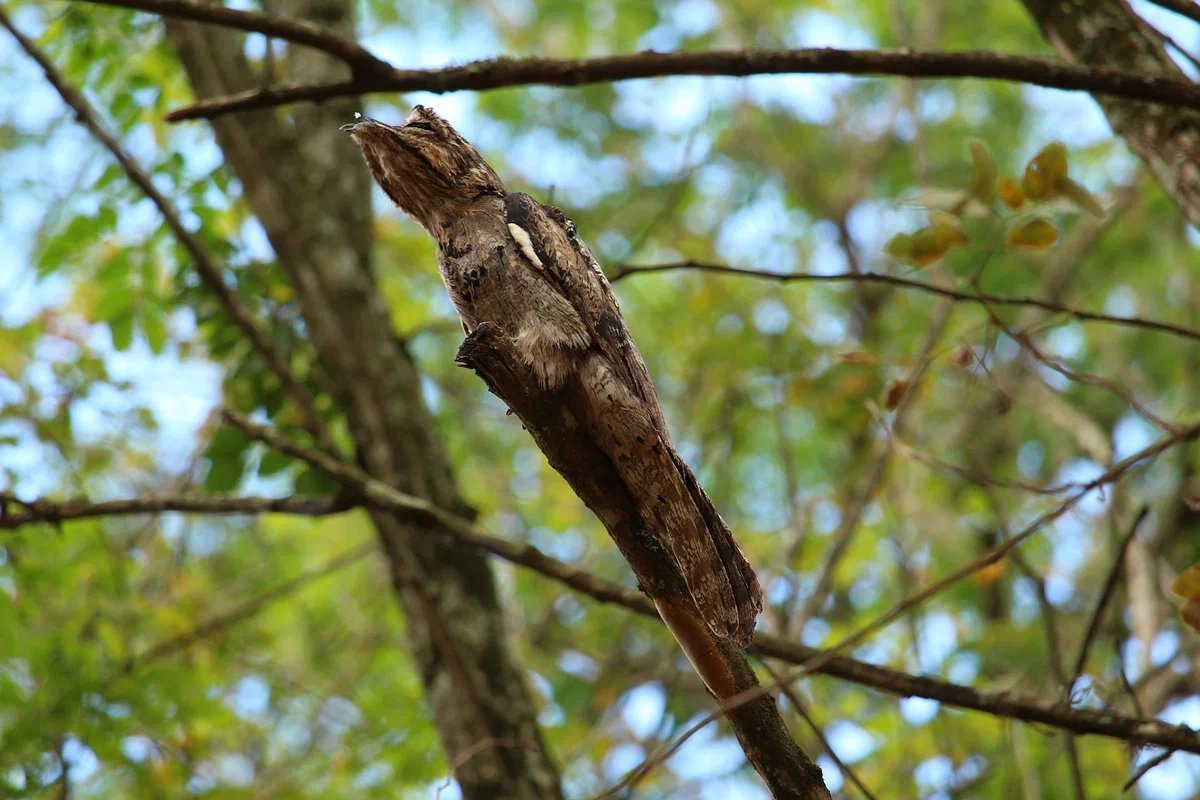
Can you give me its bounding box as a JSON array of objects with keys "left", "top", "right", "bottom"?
[
  {"left": 1183, "top": 601, "right": 1200, "bottom": 634},
  {"left": 911, "top": 216, "right": 969, "bottom": 266},
  {"left": 886, "top": 214, "right": 968, "bottom": 268},
  {"left": 968, "top": 140, "right": 997, "bottom": 200},
  {"left": 998, "top": 177, "right": 1025, "bottom": 210},
  {"left": 883, "top": 232, "right": 915, "bottom": 262},
  {"left": 1022, "top": 141, "right": 1068, "bottom": 201},
  {"left": 1173, "top": 564, "right": 1200, "bottom": 601},
  {"left": 972, "top": 559, "right": 1006, "bottom": 587},
  {"left": 1006, "top": 217, "right": 1059, "bottom": 250},
  {"left": 1060, "top": 177, "right": 1106, "bottom": 217}
]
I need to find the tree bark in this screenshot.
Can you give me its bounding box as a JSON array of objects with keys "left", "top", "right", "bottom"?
[
  {"left": 164, "top": 2, "right": 562, "bottom": 797},
  {"left": 1021, "top": 0, "right": 1200, "bottom": 226}
]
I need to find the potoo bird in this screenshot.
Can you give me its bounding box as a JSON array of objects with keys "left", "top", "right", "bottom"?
[{"left": 343, "top": 106, "right": 762, "bottom": 644}]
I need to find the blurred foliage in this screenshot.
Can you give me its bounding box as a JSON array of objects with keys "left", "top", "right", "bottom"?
[{"left": 1, "top": 0, "right": 1199, "bottom": 798}]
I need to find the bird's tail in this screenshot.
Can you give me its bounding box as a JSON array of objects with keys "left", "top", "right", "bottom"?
[
  {"left": 572, "top": 354, "right": 762, "bottom": 644},
  {"left": 671, "top": 451, "right": 762, "bottom": 644}
]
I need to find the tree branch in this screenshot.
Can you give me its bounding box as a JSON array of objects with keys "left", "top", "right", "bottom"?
[
  {"left": 610, "top": 262, "right": 1200, "bottom": 344},
  {"left": 6, "top": 484, "right": 1198, "bottom": 755},
  {"left": 154, "top": 46, "right": 1200, "bottom": 122},
  {"left": 610, "top": 414, "right": 1200, "bottom": 790},
  {"left": 72, "top": 0, "right": 393, "bottom": 76},
  {"left": 0, "top": 7, "right": 340, "bottom": 457},
  {"left": 1145, "top": 0, "right": 1200, "bottom": 27},
  {"left": 227, "top": 340, "right": 1200, "bottom": 768},
  {"left": 0, "top": 492, "right": 348, "bottom": 529}
]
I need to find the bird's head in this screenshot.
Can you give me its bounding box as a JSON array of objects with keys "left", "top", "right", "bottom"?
[{"left": 342, "top": 106, "right": 506, "bottom": 241}]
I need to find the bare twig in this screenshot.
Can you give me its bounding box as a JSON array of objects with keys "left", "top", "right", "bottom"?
[
  {"left": 151, "top": 45, "right": 1200, "bottom": 122},
  {"left": 1070, "top": 505, "right": 1150, "bottom": 687},
  {"left": 1123, "top": 749, "right": 1176, "bottom": 791},
  {"left": 73, "top": 0, "right": 393, "bottom": 76},
  {"left": 4, "top": 471, "right": 1198, "bottom": 755},
  {"left": 0, "top": 8, "right": 340, "bottom": 457},
  {"left": 1145, "top": 0, "right": 1200, "bottom": 26},
  {"left": 609, "top": 263, "right": 1200, "bottom": 344},
  {"left": 604, "top": 418, "right": 1200, "bottom": 791},
  {"left": 222, "top": 408, "right": 1200, "bottom": 766},
  {"left": 982, "top": 301, "right": 1178, "bottom": 432},
  {"left": 0, "top": 492, "right": 348, "bottom": 530},
  {"left": 797, "top": 298, "right": 952, "bottom": 626},
  {"left": 761, "top": 659, "right": 881, "bottom": 800}
]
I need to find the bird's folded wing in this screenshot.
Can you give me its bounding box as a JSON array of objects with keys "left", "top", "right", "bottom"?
[{"left": 504, "top": 192, "right": 667, "bottom": 430}]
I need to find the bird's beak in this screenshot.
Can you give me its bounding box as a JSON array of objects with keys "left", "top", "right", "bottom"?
[{"left": 340, "top": 112, "right": 366, "bottom": 132}]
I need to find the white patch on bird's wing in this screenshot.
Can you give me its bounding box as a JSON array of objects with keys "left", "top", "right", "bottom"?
[{"left": 507, "top": 223, "right": 544, "bottom": 269}]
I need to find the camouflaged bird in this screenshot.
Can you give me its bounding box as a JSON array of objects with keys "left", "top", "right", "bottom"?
[{"left": 342, "top": 106, "right": 762, "bottom": 644}]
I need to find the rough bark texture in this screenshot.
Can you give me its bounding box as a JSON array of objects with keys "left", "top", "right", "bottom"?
[
  {"left": 1022, "top": 0, "right": 1200, "bottom": 226},
  {"left": 164, "top": 3, "right": 562, "bottom": 798},
  {"left": 458, "top": 325, "right": 830, "bottom": 799}
]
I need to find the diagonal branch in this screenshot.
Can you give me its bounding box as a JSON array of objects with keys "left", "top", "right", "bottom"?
[
  {"left": 6, "top": 480, "right": 1199, "bottom": 754},
  {"left": 156, "top": 46, "right": 1200, "bottom": 122},
  {"left": 225, "top": 404, "right": 1200, "bottom": 757},
  {"left": 0, "top": 7, "right": 340, "bottom": 456},
  {"left": 610, "top": 263, "right": 1200, "bottom": 344},
  {"left": 606, "top": 416, "right": 1200, "bottom": 791}
]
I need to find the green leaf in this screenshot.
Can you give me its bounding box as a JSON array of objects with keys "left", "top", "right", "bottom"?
[
  {"left": 883, "top": 233, "right": 914, "bottom": 262},
  {"left": 204, "top": 455, "right": 243, "bottom": 492},
  {"left": 206, "top": 425, "right": 248, "bottom": 457},
  {"left": 259, "top": 448, "right": 293, "bottom": 476},
  {"left": 110, "top": 312, "right": 134, "bottom": 350},
  {"left": 295, "top": 466, "right": 339, "bottom": 495},
  {"left": 94, "top": 283, "right": 133, "bottom": 321},
  {"left": 142, "top": 309, "right": 167, "bottom": 354}
]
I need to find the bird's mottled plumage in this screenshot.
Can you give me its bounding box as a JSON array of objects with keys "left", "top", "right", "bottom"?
[{"left": 343, "top": 106, "right": 763, "bottom": 643}]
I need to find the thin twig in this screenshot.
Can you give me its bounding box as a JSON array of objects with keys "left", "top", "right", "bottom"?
[
  {"left": 797, "top": 298, "right": 952, "bottom": 626},
  {"left": 981, "top": 301, "right": 1178, "bottom": 432},
  {"left": 602, "top": 418, "right": 1200, "bottom": 792},
  {"left": 0, "top": 8, "right": 340, "bottom": 457},
  {"left": 4, "top": 465, "right": 1197, "bottom": 755},
  {"left": 1123, "top": 749, "right": 1175, "bottom": 792},
  {"left": 0, "top": 492, "right": 348, "bottom": 530},
  {"left": 761, "top": 659, "right": 881, "bottom": 800},
  {"left": 609, "top": 263, "right": 1200, "bottom": 344},
  {"left": 1070, "top": 505, "right": 1150, "bottom": 686},
  {"left": 1145, "top": 0, "right": 1200, "bottom": 26}
]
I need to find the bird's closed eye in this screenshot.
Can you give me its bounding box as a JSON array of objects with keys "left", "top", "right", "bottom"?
[{"left": 405, "top": 121, "right": 435, "bottom": 131}]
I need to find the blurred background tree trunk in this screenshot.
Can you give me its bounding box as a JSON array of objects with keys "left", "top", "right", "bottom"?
[{"left": 165, "top": 2, "right": 563, "bottom": 797}]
